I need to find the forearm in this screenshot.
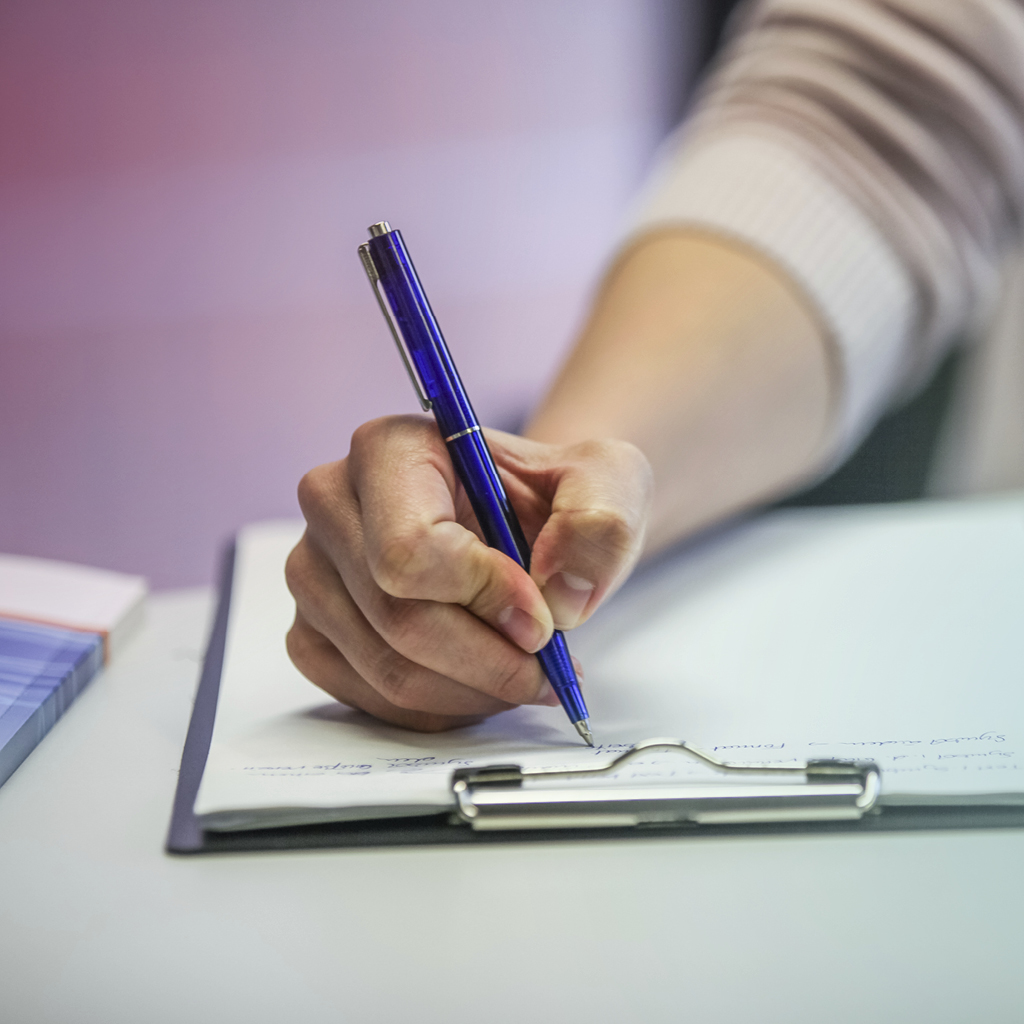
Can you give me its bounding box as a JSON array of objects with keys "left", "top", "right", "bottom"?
[
  {"left": 525, "top": 230, "right": 836, "bottom": 553},
  {"left": 623, "top": 0, "right": 1024, "bottom": 452}
]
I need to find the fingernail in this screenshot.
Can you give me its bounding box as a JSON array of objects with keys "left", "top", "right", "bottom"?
[
  {"left": 497, "top": 606, "right": 549, "bottom": 654},
  {"left": 542, "top": 571, "right": 596, "bottom": 630},
  {"left": 531, "top": 681, "right": 561, "bottom": 707},
  {"left": 571, "top": 655, "right": 585, "bottom": 681}
]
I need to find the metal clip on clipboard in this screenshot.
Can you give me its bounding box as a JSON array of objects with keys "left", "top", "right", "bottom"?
[{"left": 450, "top": 738, "right": 881, "bottom": 831}]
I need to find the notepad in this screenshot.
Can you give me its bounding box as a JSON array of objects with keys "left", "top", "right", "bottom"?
[
  {"left": 193, "top": 496, "right": 1024, "bottom": 831},
  {"left": 0, "top": 554, "right": 147, "bottom": 789}
]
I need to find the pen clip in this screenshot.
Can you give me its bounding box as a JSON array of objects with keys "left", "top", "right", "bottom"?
[{"left": 359, "top": 242, "right": 432, "bottom": 412}]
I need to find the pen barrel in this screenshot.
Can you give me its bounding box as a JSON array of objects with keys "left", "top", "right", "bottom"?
[
  {"left": 536, "top": 633, "right": 589, "bottom": 723},
  {"left": 450, "top": 432, "right": 589, "bottom": 724},
  {"left": 367, "top": 230, "right": 477, "bottom": 438},
  {"left": 447, "top": 431, "right": 531, "bottom": 567}
]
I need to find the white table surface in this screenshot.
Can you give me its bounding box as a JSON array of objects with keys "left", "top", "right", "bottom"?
[{"left": 1, "top": 589, "right": 1022, "bottom": 1024}]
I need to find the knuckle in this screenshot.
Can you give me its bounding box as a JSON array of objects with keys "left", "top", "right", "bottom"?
[
  {"left": 376, "top": 596, "right": 429, "bottom": 657},
  {"left": 296, "top": 463, "right": 335, "bottom": 518},
  {"left": 349, "top": 417, "right": 386, "bottom": 456},
  {"left": 373, "top": 530, "right": 432, "bottom": 597},
  {"left": 369, "top": 646, "right": 421, "bottom": 710},
  {"left": 571, "top": 505, "right": 642, "bottom": 562},
  {"left": 284, "top": 622, "right": 306, "bottom": 666},
  {"left": 575, "top": 437, "right": 651, "bottom": 480},
  {"left": 571, "top": 437, "right": 617, "bottom": 463},
  {"left": 285, "top": 618, "right": 319, "bottom": 677},
  {"left": 284, "top": 543, "right": 316, "bottom": 602},
  {"left": 349, "top": 414, "right": 433, "bottom": 464}
]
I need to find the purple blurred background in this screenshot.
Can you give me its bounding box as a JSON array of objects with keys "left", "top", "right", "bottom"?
[{"left": 0, "top": 0, "right": 697, "bottom": 588}]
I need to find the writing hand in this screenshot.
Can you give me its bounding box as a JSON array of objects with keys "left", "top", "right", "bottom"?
[{"left": 285, "top": 414, "right": 651, "bottom": 731}]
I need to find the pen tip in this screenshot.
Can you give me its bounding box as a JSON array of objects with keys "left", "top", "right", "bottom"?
[{"left": 575, "top": 720, "right": 594, "bottom": 747}]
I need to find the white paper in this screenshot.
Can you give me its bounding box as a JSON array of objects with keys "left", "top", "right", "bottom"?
[{"left": 194, "top": 497, "right": 1024, "bottom": 830}]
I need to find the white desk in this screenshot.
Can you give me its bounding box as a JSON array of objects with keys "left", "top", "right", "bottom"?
[{"left": 1, "top": 589, "right": 1022, "bottom": 1024}]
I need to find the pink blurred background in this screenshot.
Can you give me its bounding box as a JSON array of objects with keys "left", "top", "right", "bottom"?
[{"left": 0, "top": 0, "right": 697, "bottom": 588}]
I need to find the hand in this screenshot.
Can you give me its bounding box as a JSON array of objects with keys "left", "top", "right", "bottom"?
[{"left": 285, "top": 414, "right": 651, "bottom": 732}]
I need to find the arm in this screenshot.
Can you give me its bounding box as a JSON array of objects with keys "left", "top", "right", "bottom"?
[
  {"left": 628, "top": 0, "right": 1024, "bottom": 452},
  {"left": 288, "top": 0, "right": 1024, "bottom": 730},
  {"left": 526, "top": 230, "right": 834, "bottom": 553},
  {"left": 527, "top": 0, "right": 1024, "bottom": 551}
]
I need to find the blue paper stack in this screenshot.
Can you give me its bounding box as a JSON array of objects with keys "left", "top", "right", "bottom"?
[
  {"left": 0, "top": 619, "right": 104, "bottom": 789},
  {"left": 0, "top": 552, "right": 146, "bottom": 789}
]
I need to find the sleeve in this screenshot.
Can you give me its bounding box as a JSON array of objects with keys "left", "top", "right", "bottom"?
[{"left": 627, "top": 0, "right": 1024, "bottom": 455}]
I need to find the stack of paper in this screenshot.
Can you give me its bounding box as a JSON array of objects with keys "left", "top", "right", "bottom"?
[{"left": 0, "top": 554, "right": 147, "bottom": 789}]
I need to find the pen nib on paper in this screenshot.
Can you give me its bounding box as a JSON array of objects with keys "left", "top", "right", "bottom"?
[{"left": 575, "top": 720, "right": 595, "bottom": 747}]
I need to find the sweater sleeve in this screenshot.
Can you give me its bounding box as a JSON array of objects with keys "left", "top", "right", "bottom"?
[{"left": 627, "top": 0, "right": 1024, "bottom": 454}]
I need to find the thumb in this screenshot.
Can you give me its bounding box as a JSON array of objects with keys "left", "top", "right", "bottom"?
[{"left": 528, "top": 439, "right": 652, "bottom": 630}]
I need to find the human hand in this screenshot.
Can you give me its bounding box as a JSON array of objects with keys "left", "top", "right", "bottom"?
[{"left": 285, "top": 414, "right": 651, "bottom": 731}]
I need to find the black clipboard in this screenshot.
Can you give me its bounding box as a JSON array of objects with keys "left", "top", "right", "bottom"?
[{"left": 167, "top": 544, "right": 1024, "bottom": 854}]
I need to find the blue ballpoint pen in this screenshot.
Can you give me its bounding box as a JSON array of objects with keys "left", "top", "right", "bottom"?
[{"left": 358, "top": 221, "right": 594, "bottom": 746}]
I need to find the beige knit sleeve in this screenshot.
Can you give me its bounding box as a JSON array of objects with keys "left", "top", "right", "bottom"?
[{"left": 628, "top": 0, "right": 1024, "bottom": 453}]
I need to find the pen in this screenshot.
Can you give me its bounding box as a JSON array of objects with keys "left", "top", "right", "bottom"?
[{"left": 358, "top": 221, "right": 593, "bottom": 746}]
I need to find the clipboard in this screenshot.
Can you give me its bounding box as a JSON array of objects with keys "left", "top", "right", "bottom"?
[{"left": 166, "top": 543, "right": 1024, "bottom": 854}]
